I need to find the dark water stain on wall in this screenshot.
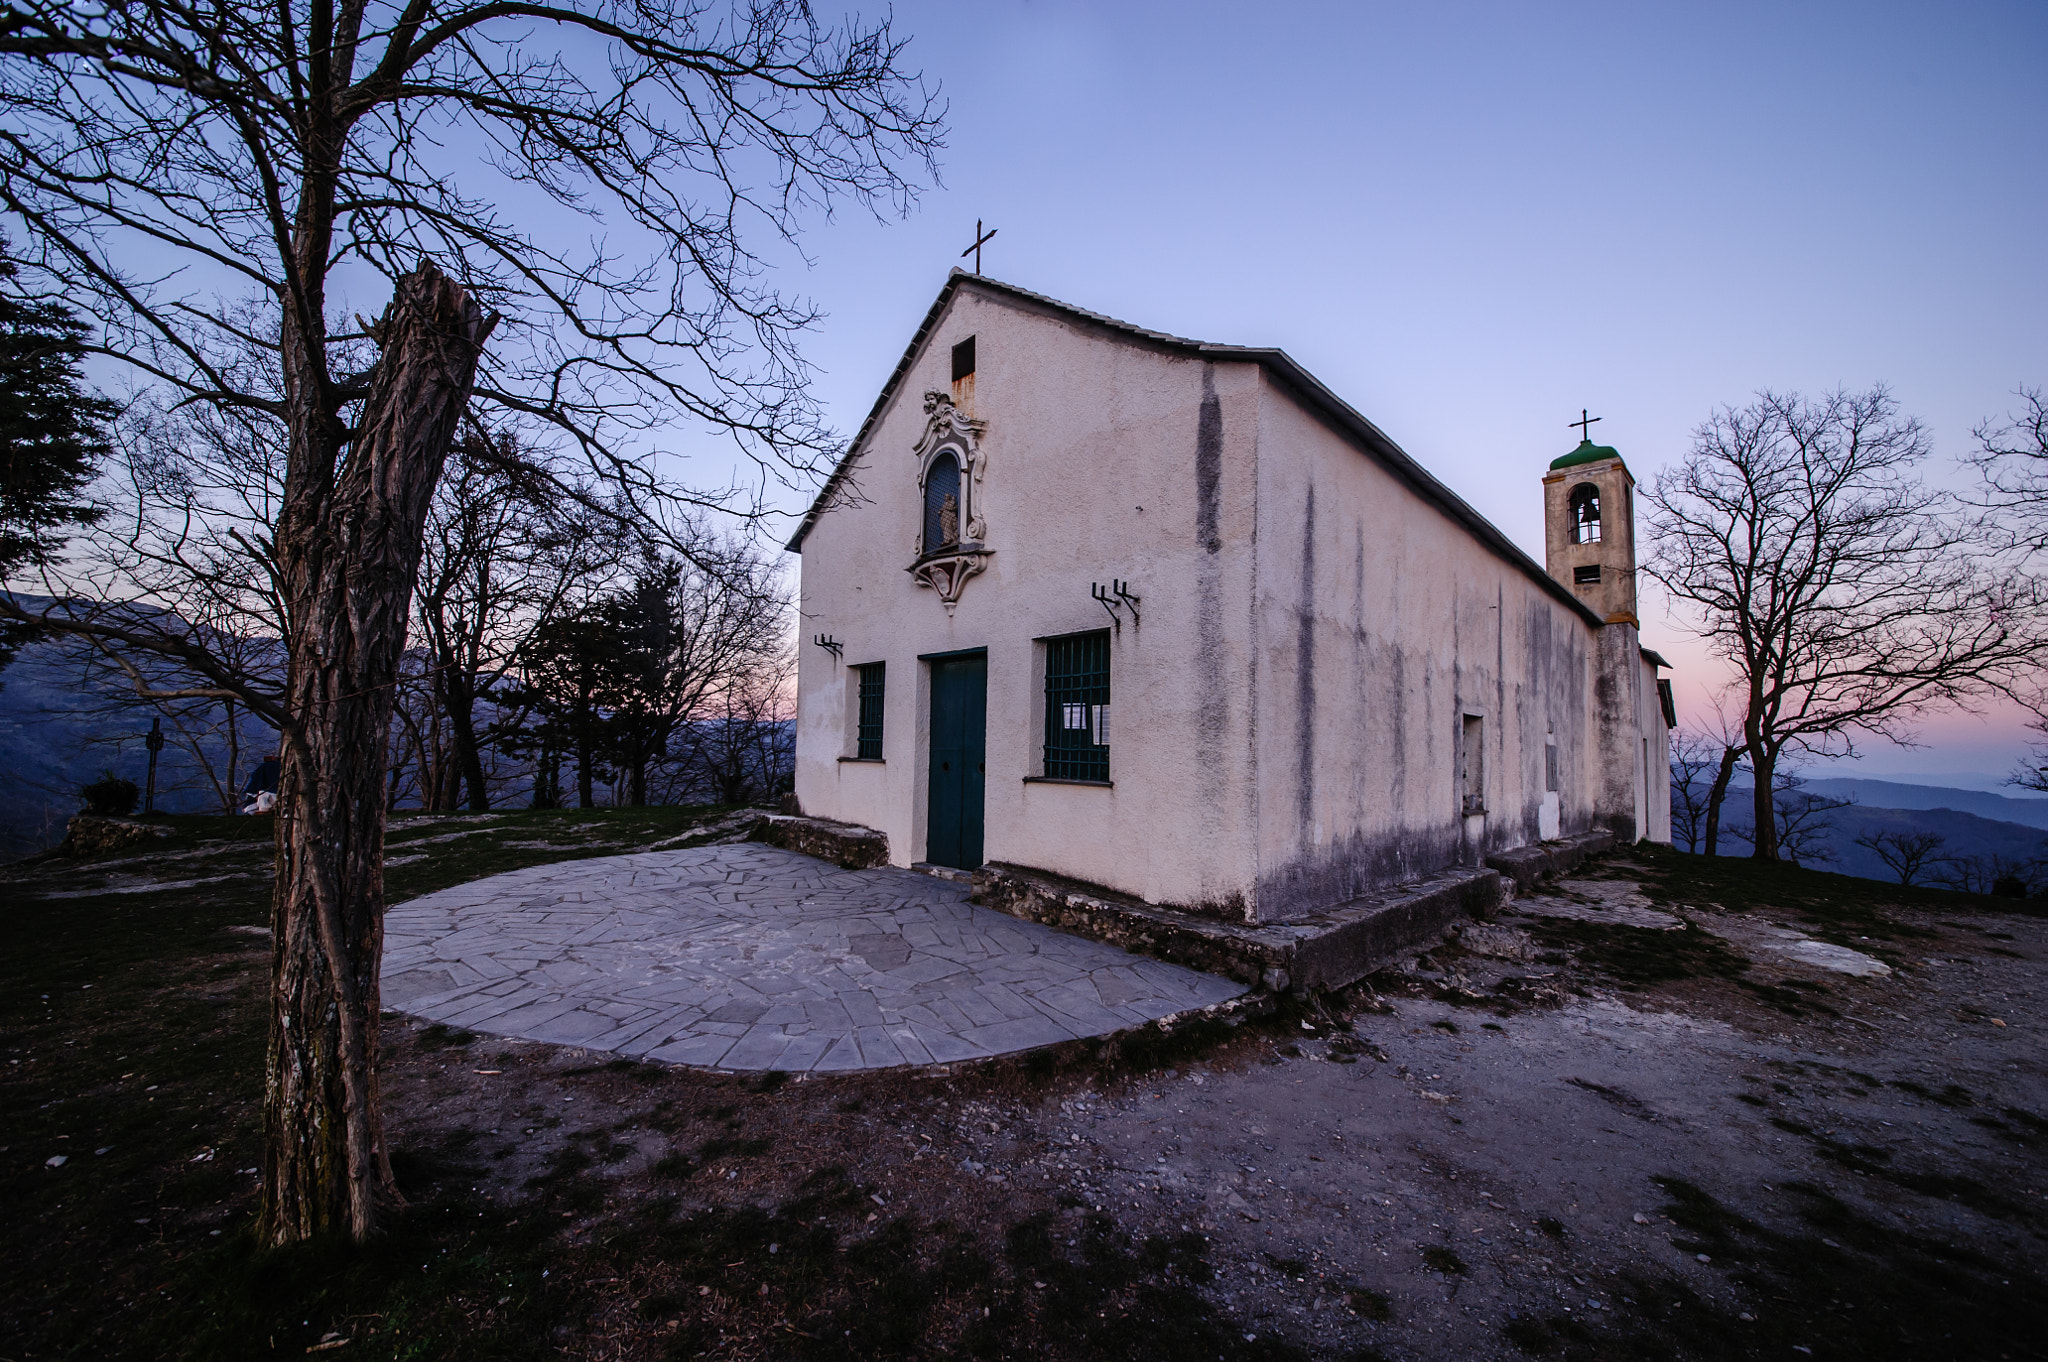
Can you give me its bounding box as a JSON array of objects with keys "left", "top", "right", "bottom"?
[
  {"left": 1196, "top": 368, "right": 1223, "bottom": 557},
  {"left": 1193, "top": 366, "right": 1231, "bottom": 876},
  {"left": 1294, "top": 484, "right": 1317, "bottom": 840},
  {"left": 1194, "top": 368, "right": 1227, "bottom": 752},
  {"left": 1254, "top": 823, "right": 1464, "bottom": 923}
]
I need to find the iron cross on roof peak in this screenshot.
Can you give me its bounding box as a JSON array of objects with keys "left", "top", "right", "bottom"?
[
  {"left": 960, "top": 219, "right": 997, "bottom": 274},
  {"left": 1570, "top": 409, "right": 1603, "bottom": 442}
]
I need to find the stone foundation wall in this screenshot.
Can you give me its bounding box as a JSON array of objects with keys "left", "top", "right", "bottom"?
[
  {"left": 974, "top": 862, "right": 1502, "bottom": 993},
  {"left": 59, "top": 815, "right": 175, "bottom": 858},
  {"left": 750, "top": 814, "right": 891, "bottom": 870}
]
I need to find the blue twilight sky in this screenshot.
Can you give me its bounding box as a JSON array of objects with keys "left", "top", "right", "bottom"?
[{"left": 738, "top": 0, "right": 2045, "bottom": 782}]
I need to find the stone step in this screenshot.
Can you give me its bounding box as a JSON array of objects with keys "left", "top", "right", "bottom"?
[
  {"left": 971, "top": 863, "right": 1503, "bottom": 993},
  {"left": 1484, "top": 829, "right": 1618, "bottom": 894},
  {"left": 748, "top": 813, "right": 891, "bottom": 869}
]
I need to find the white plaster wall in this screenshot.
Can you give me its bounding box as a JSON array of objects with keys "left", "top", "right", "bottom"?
[
  {"left": 1637, "top": 654, "right": 1673, "bottom": 844},
  {"left": 1243, "top": 375, "right": 1603, "bottom": 920},
  {"left": 793, "top": 286, "right": 1266, "bottom": 910},
  {"left": 793, "top": 280, "right": 1674, "bottom": 921}
]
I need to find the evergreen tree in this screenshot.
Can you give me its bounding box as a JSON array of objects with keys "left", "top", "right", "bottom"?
[
  {"left": 0, "top": 243, "right": 117, "bottom": 674},
  {"left": 0, "top": 245, "right": 114, "bottom": 576}
]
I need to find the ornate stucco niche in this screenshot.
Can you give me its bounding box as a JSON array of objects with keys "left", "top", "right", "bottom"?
[{"left": 907, "top": 390, "right": 991, "bottom": 611}]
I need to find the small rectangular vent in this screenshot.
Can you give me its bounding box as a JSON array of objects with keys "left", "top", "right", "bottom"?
[
  {"left": 1574, "top": 564, "right": 1602, "bottom": 585},
  {"left": 951, "top": 336, "right": 976, "bottom": 382}
]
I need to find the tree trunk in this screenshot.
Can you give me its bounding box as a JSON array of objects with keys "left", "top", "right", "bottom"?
[
  {"left": 1703, "top": 744, "right": 1743, "bottom": 857},
  {"left": 628, "top": 744, "right": 649, "bottom": 807},
  {"left": 575, "top": 689, "right": 596, "bottom": 809},
  {"left": 435, "top": 662, "right": 490, "bottom": 811},
  {"left": 260, "top": 267, "right": 492, "bottom": 1246},
  {"left": 1749, "top": 746, "right": 1781, "bottom": 861},
  {"left": 533, "top": 744, "right": 560, "bottom": 809}
]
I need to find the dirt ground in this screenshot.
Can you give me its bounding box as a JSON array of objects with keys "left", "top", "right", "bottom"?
[{"left": 5, "top": 817, "right": 2045, "bottom": 1360}]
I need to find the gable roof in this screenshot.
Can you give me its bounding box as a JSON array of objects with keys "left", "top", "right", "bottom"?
[{"left": 785, "top": 271, "right": 1607, "bottom": 630}]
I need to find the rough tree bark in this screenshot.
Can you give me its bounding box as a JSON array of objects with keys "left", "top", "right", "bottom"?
[{"left": 261, "top": 267, "right": 493, "bottom": 1244}]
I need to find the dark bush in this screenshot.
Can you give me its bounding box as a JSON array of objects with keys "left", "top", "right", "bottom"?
[{"left": 79, "top": 773, "right": 139, "bottom": 816}]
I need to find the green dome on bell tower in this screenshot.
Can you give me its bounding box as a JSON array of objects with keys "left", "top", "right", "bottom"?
[
  {"left": 1550, "top": 409, "right": 1619, "bottom": 470},
  {"left": 1550, "top": 437, "right": 1622, "bottom": 471}
]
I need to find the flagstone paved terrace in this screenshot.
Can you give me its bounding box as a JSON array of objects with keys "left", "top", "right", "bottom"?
[{"left": 381, "top": 843, "right": 1248, "bottom": 1071}]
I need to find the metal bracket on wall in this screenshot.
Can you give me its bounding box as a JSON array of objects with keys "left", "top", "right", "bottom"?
[
  {"left": 1090, "top": 580, "right": 1141, "bottom": 630},
  {"left": 812, "top": 634, "right": 843, "bottom": 658}
]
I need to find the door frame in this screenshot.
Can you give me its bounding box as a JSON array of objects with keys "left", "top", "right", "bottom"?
[{"left": 919, "top": 646, "right": 987, "bottom": 869}]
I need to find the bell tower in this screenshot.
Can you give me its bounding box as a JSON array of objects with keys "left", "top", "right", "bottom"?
[
  {"left": 1544, "top": 417, "right": 1648, "bottom": 843},
  {"left": 1542, "top": 427, "right": 1638, "bottom": 626}
]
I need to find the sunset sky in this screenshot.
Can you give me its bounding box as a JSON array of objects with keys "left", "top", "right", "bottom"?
[{"left": 760, "top": 0, "right": 2047, "bottom": 785}]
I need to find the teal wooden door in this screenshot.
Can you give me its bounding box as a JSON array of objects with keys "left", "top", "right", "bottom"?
[{"left": 926, "top": 653, "right": 986, "bottom": 869}]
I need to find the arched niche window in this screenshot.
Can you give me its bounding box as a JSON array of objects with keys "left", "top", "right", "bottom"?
[
  {"left": 1569, "top": 482, "right": 1602, "bottom": 544},
  {"left": 923, "top": 450, "right": 962, "bottom": 556}
]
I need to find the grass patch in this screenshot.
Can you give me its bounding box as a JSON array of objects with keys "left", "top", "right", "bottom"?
[
  {"left": 1522, "top": 915, "right": 1750, "bottom": 990},
  {"left": 1623, "top": 842, "right": 1996, "bottom": 936},
  {"left": 1, "top": 806, "right": 1321, "bottom": 1360}
]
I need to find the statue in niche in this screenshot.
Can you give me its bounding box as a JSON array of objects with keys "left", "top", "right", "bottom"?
[{"left": 939, "top": 491, "right": 958, "bottom": 547}]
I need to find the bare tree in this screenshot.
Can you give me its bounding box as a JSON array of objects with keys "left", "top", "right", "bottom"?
[
  {"left": 1667, "top": 711, "right": 1750, "bottom": 856},
  {"left": 1853, "top": 828, "right": 1950, "bottom": 886},
  {"left": 1667, "top": 729, "right": 1718, "bottom": 853},
  {"left": 1723, "top": 771, "right": 1852, "bottom": 866},
  {"left": 1647, "top": 388, "right": 2043, "bottom": 861},
  {"left": 1934, "top": 850, "right": 2048, "bottom": 897},
  {"left": 597, "top": 539, "right": 787, "bottom": 806},
  {"left": 413, "top": 426, "right": 622, "bottom": 810},
  {"left": 1967, "top": 387, "right": 2048, "bottom": 794},
  {"left": 672, "top": 645, "right": 796, "bottom": 805},
  {"left": 1969, "top": 386, "right": 2048, "bottom": 555},
  {"left": 0, "top": 0, "right": 939, "bottom": 1244}
]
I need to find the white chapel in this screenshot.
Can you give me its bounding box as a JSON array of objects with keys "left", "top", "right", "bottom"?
[{"left": 786, "top": 273, "right": 1671, "bottom": 927}]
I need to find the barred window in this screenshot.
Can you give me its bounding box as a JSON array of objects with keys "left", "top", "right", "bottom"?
[
  {"left": 1044, "top": 631, "right": 1110, "bottom": 781},
  {"left": 855, "top": 662, "right": 886, "bottom": 759}
]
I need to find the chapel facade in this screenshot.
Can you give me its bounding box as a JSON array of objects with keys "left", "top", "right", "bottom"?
[{"left": 787, "top": 273, "right": 1672, "bottom": 925}]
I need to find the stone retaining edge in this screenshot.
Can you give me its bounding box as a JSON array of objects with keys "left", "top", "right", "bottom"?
[
  {"left": 748, "top": 813, "right": 891, "bottom": 870},
  {"left": 972, "top": 862, "right": 1504, "bottom": 993},
  {"left": 59, "top": 815, "right": 176, "bottom": 858}
]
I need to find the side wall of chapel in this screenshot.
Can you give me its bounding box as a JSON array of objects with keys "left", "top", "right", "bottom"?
[{"left": 1242, "top": 372, "right": 1609, "bottom": 922}]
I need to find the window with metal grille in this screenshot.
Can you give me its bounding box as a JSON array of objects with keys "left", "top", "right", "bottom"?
[
  {"left": 855, "top": 662, "right": 886, "bottom": 759},
  {"left": 1043, "top": 631, "right": 1110, "bottom": 781}
]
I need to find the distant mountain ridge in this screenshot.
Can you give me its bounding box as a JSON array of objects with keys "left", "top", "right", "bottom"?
[
  {"left": 1699, "top": 780, "right": 2047, "bottom": 885},
  {"left": 1791, "top": 777, "right": 2048, "bottom": 832}
]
